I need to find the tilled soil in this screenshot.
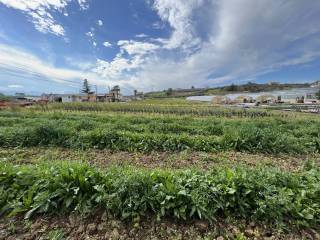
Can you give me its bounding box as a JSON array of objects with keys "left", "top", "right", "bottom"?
[
  {"left": 1, "top": 147, "right": 319, "bottom": 172},
  {"left": 1, "top": 212, "right": 318, "bottom": 240}
]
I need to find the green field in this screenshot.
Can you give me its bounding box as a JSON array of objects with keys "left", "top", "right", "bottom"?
[{"left": 0, "top": 100, "right": 319, "bottom": 239}]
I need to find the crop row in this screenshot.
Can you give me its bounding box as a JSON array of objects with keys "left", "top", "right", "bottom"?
[
  {"left": 0, "top": 110, "right": 319, "bottom": 154},
  {"left": 0, "top": 122, "right": 319, "bottom": 154},
  {"left": 0, "top": 110, "right": 319, "bottom": 139},
  {"left": 33, "top": 102, "right": 280, "bottom": 118},
  {"left": 1, "top": 162, "right": 319, "bottom": 229}
]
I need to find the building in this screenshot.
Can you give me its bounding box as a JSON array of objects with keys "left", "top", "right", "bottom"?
[
  {"left": 43, "top": 93, "right": 96, "bottom": 103},
  {"left": 212, "top": 96, "right": 231, "bottom": 104},
  {"left": 133, "top": 90, "right": 144, "bottom": 100},
  {"left": 256, "top": 94, "right": 277, "bottom": 104},
  {"left": 233, "top": 95, "right": 254, "bottom": 103},
  {"left": 106, "top": 85, "right": 122, "bottom": 102},
  {"left": 311, "top": 81, "right": 320, "bottom": 88},
  {"left": 280, "top": 93, "right": 319, "bottom": 104},
  {"left": 42, "top": 85, "right": 124, "bottom": 103}
]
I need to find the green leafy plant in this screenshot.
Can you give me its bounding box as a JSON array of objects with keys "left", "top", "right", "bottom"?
[{"left": 0, "top": 162, "right": 319, "bottom": 230}]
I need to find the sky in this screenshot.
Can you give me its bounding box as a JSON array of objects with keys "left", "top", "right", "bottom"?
[{"left": 0, "top": 0, "right": 320, "bottom": 95}]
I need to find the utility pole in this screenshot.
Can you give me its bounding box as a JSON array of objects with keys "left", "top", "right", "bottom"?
[{"left": 94, "top": 85, "right": 98, "bottom": 103}]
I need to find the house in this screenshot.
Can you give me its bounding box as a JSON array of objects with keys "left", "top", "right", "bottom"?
[{"left": 43, "top": 94, "right": 95, "bottom": 103}]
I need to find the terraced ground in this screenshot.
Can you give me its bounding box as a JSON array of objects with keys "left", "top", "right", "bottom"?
[{"left": 0, "top": 100, "right": 319, "bottom": 240}]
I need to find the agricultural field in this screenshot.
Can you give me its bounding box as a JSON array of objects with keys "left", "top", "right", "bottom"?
[{"left": 0, "top": 100, "right": 319, "bottom": 240}]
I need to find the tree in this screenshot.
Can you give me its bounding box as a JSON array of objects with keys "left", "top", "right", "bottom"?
[
  {"left": 316, "top": 89, "right": 320, "bottom": 100},
  {"left": 81, "top": 79, "right": 93, "bottom": 94},
  {"left": 226, "top": 83, "right": 238, "bottom": 92},
  {"left": 166, "top": 88, "right": 173, "bottom": 96},
  {"left": 0, "top": 93, "right": 10, "bottom": 101}
]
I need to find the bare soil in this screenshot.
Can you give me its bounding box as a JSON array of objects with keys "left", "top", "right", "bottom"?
[
  {"left": 1, "top": 147, "right": 319, "bottom": 172},
  {"left": 1, "top": 212, "right": 318, "bottom": 240}
]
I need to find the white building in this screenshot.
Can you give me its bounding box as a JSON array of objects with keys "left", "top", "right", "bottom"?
[
  {"left": 42, "top": 94, "right": 90, "bottom": 103},
  {"left": 280, "top": 92, "right": 319, "bottom": 104}
]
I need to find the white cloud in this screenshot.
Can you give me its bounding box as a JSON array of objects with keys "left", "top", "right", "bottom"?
[
  {"left": 93, "top": 41, "right": 97, "bottom": 47},
  {"left": 86, "top": 31, "right": 94, "bottom": 38},
  {"left": 97, "top": 20, "right": 103, "bottom": 26},
  {"left": 103, "top": 41, "right": 112, "bottom": 48},
  {"left": 78, "top": 0, "right": 89, "bottom": 10},
  {"left": 0, "top": 0, "right": 69, "bottom": 36},
  {"left": 117, "top": 40, "right": 160, "bottom": 55},
  {"left": 8, "top": 84, "right": 23, "bottom": 88},
  {"left": 135, "top": 33, "right": 148, "bottom": 38},
  {"left": 0, "top": 0, "right": 89, "bottom": 36},
  {"left": 94, "top": 40, "right": 159, "bottom": 80},
  {"left": 152, "top": 21, "right": 165, "bottom": 30},
  {"left": 64, "top": 57, "right": 95, "bottom": 71},
  {"left": 153, "top": 0, "right": 203, "bottom": 49},
  {"left": 94, "top": 0, "right": 320, "bottom": 91},
  {"left": 0, "top": 44, "right": 108, "bottom": 90}
]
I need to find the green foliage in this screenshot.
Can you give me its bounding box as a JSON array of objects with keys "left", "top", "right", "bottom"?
[
  {"left": 0, "top": 93, "right": 11, "bottom": 101},
  {"left": 81, "top": 79, "right": 93, "bottom": 95},
  {"left": 0, "top": 110, "right": 319, "bottom": 154},
  {"left": 32, "top": 102, "right": 279, "bottom": 118},
  {"left": 316, "top": 89, "right": 320, "bottom": 100},
  {"left": 47, "top": 229, "right": 65, "bottom": 240},
  {"left": 0, "top": 162, "right": 319, "bottom": 230}
]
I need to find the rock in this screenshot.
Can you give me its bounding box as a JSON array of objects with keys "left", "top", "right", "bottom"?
[
  {"left": 194, "top": 220, "right": 209, "bottom": 231},
  {"left": 263, "top": 237, "right": 275, "bottom": 240},
  {"left": 119, "top": 234, "right": 128, "bottom": 240},
  {"left": 230, "top": 226, "right": 240, "bottom": 236},
  {"left": 110, "top": 220, "right": 121, "bottom": 229},
  {"left": 104, "top": 232, "right": 110, "bottom": 240},
  {"left": 244, "top": 228, "right": 255, "bottom": 237},
  {"left": 128, "top": 228, "right": 137, "bottom": 237},
  {"left": 216, "top": 236, "right": 224, "bottom": 240},
  {"left": 110, "top": 228, "right": 120, "bottom": 240},
  {"left": 76, "top": 224, "right": 86, "bottom": 234},
  {"left": 101, "top": 212, "right": 108, "bottom": 221},
  {"left": 97, "top": 222, "right": 108, "bottom": 232},
  {"left": 249, "top": 222, "right": 256, "bottom": 227},
  {"left": 68, "top": 215, "right": 79, "bottom": 228},
  {"left": 22, "top": 233, "right": 33, "bottom": 240},
  {"left": 86, "top": 223, "right": 97, "bottom": 234},
  {"left": 31, "top": 221, "right": 42, "bottom": 231}
]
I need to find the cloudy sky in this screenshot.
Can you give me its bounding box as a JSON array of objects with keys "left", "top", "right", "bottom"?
[{"left": 0, "top": 0, "right": 320, "bottom": 95}]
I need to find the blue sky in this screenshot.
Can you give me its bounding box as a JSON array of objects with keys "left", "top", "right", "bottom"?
[{"left": 0, "top": 0, "right": 320, "bottom": 95}]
